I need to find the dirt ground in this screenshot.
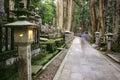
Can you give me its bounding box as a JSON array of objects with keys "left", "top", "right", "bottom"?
[{"left": 36, "top": 49, "right": 68, "bottom": 80}]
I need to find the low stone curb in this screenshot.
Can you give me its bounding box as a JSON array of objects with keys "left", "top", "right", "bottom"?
[
  {"left": 98, "top": 51, "right": 120, "bottom": 72},
  {"left": 33, "top": 48, "right": 66, "bottom": 79},
  {"left": 42, "top": 49, "right": 65, "bottom": 70},
  {"left": 107, "top": 54, "right": 120, "bottom": 63},
  {"left": 53, "top": 40, "right": 74, "bottom": 80}
]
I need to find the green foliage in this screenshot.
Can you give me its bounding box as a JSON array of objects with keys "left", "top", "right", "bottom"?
[
  {"left": 33, "top": 53, "right": 53, "bottom": 65},
  {"left": 99, "top": 42, "right": 107, "bottom": 51},
  {"left": 104, "top": 0, "right": 114, "bottom": 32},
  {"left": 55, "top": 38, "right": 64, "bottom": 47},
  {"left": 55, "top": 38, "right": 63, "bottom": 42},
  {"left": 31, "top": 43, "right": 40, "bottom": 50},
  {"left": 33, "top": 42, "right": 65, "bottom": 66},
  {"left": 0, "top": 61, "right": 18, "bottom": 80},
  {"left": 99, "top": 42, "right": 106, "bottom": 47},
  {"left": 73, "top": 0, "right": 91, "bottom": 32},
  {"left": 40, "top": 39, "right": 55, "bottom": 53},
  {"left": 40, "top": 38, "right": 64, "bottom": 53},
  {"left": 112, "top": 42, "right": 120, "bottom": 52},
  {"left": 30, "top": 0, "right": 55, "bottom": 24},
  {"left": 33, "top": 47, "right": 60, "bottom": 66},
  {"left": 13, "top": 0, "right": 23, "bottom": 9},
  {"left": 0, "top": 50, "right": 17, "bottom": 62}
]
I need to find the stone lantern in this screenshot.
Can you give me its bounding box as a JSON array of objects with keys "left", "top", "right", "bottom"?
[
  {"left": 5, "top": 16, "right": 38, "bottom": 80},
  {"left": 65, "top": 30, "right": 71, "bottom": 48},
  {"left": 106, "top": 33, "right": 113, "bottom": 51},
  {"left": 95, "top": 32, "right": 100, "bottom": 45}
]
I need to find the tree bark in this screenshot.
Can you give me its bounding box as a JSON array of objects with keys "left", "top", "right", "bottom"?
[
  {"left": 0, "top": 26, "right": 2, "bottom": 52},
  {"left": 0, "top": 0, "right": 5, "bottom": 52},
  {"left": 71, "top": 0, "right": 75, "bottom": 32},
  {"left": 99, "top": 0, "right": 104, "bottom": 37},
  {"left": 67, "top": 0, "right": 73, "bottom": 31},
  {"left": 112, "top": 0, "right": 120, "bottom": 52},
  {"left": 56, "top": 0, "right": 63, "bottom": 30},
  {"left": 0, "top": 0, "right": 4, "bottom": 13},
  {"left": 63, "top": 0, "right": 68, "bottom": 30},
  {"left": 90, "top": 0, "right": 97, "bottom": 41},
  {"left": 114, "top": 0, "right": 120, "bottom": 40}
]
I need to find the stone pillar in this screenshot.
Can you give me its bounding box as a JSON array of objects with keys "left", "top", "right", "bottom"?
[
  {"left": 23, "top": 0, "right": 27, "bottom": 8},
  {"left": 9, "top": 0, "right": 15, "bottom": 10},
  {"left": 18, "top": 45, "right": 32, "bottom": 80},
  {"left": 65, "top": 31, "right": 70, "bottom": 48},
  {"left": 14, "top": 28, "right": 33, "bottom": 80},
  {"left": 106, "top": 33, "right": 113, "bottom": 51},
  {"left": 95, "top": 32, "right": 99, "bottom": 45}
]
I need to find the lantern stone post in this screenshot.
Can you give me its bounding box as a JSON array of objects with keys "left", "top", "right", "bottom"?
[
  {"left": 95, "top": 32, "right": 100, "bottom": 45},
  {"left": 106, "top": 33, "right": 113, "bottom": 51},
  {"left": 5, "top": 17, "right": 38, "bottom": 80},
  {"left": 65, "top": 30, "right": 71, "bottom": 48}
]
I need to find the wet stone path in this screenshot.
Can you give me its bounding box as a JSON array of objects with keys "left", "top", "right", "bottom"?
[{"left": 53, "top": 37, "right": 120, "bottom": 80}]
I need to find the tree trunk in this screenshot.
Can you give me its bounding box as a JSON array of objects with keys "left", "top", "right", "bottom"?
[
  {"left": 114, "top": 0, "right": 120, "bottom": 40},
  {"left": 0, "top": 0, "right": 5, "bottom": 52},
  {"left": 112, "top": 0, "right": 120, "bottom": 52},
  {"left": 66, "top": 0, "right": 73, "bottom": 31},
  {"left": 99, "top": 0, "right": 104, "bottom": 37},
  {"left": 0, "top": 25, "right": 2, "bottom": 52},
  {"left": 56, "top": 0, "right": 63, "bottom": 30},
  {"left": 90, "top": 0, "right": 97, "bottom": 41},
  {"left": 0, "top": 0, "right": 4, "bottom": 13},
  {"left": 71, "top": 0, "right": 75, "bottom": 32},
  {"left": 63, "top": 0, "right": 68, "bottom": 30}
]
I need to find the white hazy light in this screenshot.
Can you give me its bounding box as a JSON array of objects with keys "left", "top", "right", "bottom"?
[
  {"left": 54, "top": 0, "right": 57, "bottom": 4},
  {"left": 42, "top": 0, "right": 45, "bottom": 4},
  {"left": 85, "top": 1, "right": 88, "bottom": 5},
  {"left": 28, "top": 30, "right": 33, "bottom": 39},
  {"left": 19, "top": 34, "right": 24, "bottom": 37}
]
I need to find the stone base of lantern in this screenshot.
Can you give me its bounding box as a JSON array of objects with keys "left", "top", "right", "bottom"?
[{"left": 18, "top": 45, "right": 32, "bottom": 80}]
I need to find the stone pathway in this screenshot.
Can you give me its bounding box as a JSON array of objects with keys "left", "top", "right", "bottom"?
[{"left": 53, "top": 37, "right": 120, "bottom": 80}]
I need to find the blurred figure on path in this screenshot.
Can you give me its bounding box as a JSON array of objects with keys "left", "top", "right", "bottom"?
[{"left": 81, "top": 31, "right": 90, "bottom": 42}]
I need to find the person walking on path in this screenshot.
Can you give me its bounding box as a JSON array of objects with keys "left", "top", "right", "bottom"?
[{"left": 81, "top": 31, "right": 90, "bottom": 42}]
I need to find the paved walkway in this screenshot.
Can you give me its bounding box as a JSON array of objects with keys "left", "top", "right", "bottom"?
[{"left": 53, "top": 37, "right": 120, "bottom": 80}]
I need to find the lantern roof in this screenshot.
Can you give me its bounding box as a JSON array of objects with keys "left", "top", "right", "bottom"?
[
  {"left": 5, "top": 20, "right": 39, "bottom": 27},
  {"left": 106, "top": 33, "right": 113, "bottom": 36},
  {"left": 95, "top": 31, "right": 99, "bottom": 33},
  {"left": 65, "top": 30, "right": 70, "bottom": 33},
  {"left": 5, "top": 15, "right": 39, "bottom": 27},
  {"left": 65, "top": 30, "right": 71, "bottom": 33}
]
